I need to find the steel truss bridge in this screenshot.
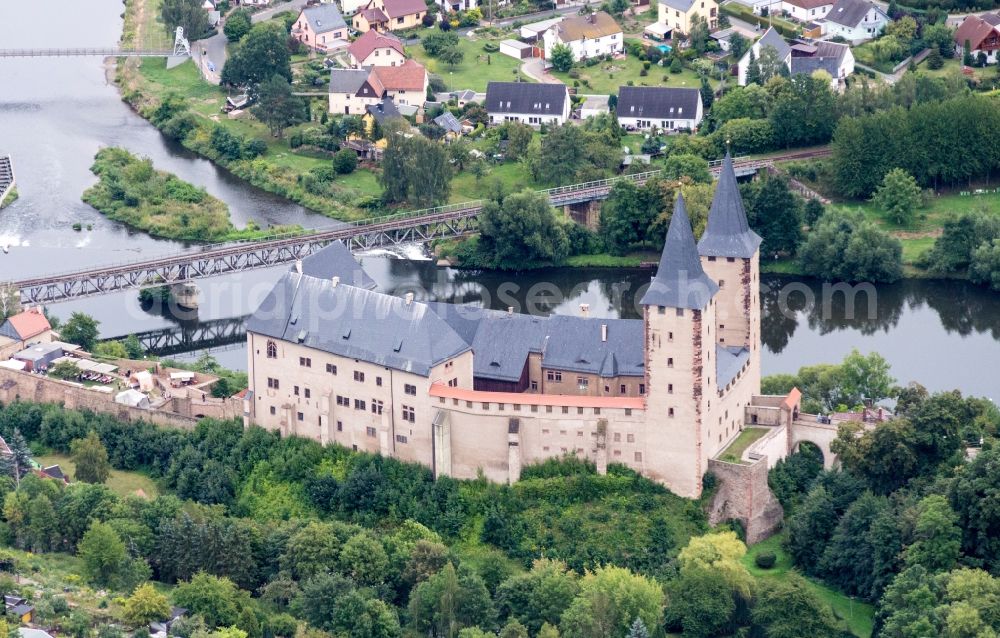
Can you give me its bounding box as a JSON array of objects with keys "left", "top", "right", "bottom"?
[
  {"left": 102, "top": 316, "right": 250, "bottom": 357},
  {"left": 0, "top": 28, "right": 190, "bottom": 59},
  {"left": 10, "top": 150, "right": 829, "bottom": 306}
]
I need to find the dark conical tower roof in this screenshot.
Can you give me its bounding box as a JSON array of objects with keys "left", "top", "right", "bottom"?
[
  {"left": 640, "top": 194, "right": 719, "bottom": 310},
  {"left": 697, "top": 152, "right": 762, "bottom": 258}
]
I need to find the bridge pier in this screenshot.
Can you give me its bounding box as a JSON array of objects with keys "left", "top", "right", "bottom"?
[
  {"left": 170, "top": 283, "right": 200, "bottom": 310},
  {"left": 563, "top": 200, "right": 601, "bottom": 230}
]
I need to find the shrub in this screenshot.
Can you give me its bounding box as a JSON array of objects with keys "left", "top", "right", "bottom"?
[
  {"left": 755, "top": 552, "right": 777, "bottom": 569},
  {"left": 333, "top": 149, "right": 358, "bottom": 174}
]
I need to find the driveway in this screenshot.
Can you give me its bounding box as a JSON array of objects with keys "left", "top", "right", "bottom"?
[{"left": 520, "top": 57, "right": 561, "bottom": 83}]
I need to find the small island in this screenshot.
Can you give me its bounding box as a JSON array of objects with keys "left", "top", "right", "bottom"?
[
  {"left": 0, "top": 187, "right": 17, "bottom": 210},
  {"left": 82, "top": 147, "right": 300, "bottom": 242}
]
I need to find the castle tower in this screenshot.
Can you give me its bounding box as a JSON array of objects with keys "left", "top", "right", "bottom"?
[
  {"left": 641, "top": 195, "right": 720, "bottom": 499},
  {"left": 697, "top": 152, "right": 762, "bottom": 395}
]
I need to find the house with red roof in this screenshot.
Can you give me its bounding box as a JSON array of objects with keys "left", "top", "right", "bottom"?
[
  {"left": 0, "top": 307, "right": 53, "bottom": 359},
  {"left": 954, "top": 13, "right": 1000, "bottom": 64},
  {"left": 352, "top": 0, "right": 427, "bottom": 33},
  {"left": 328, "top": 59, "right": 428, "bottom": 115},
  {"left": 348, "top": 30, "right": 407, "bottom": 67}
]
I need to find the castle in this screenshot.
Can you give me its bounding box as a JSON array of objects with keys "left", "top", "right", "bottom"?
[{"left": 243, "top": 154, "right": 795, "bottom": 509}]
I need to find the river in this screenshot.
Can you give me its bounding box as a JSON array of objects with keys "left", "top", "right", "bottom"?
[{"left": 1, "top": 0, "right": 998, "bottom": 399}]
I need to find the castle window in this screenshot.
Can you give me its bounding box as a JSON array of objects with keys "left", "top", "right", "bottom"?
[
  {"left": 372, "top": 400, "right": 384, "bottom": 415},
  {"left": 627, "top": 433, "right": 635, "bottom": 443},
  {"left": 577, "top": 407, "right": 584, "bottom": 415},
  {"left": 546, "top": 406, "right": 553, "bottom": 413},
  {"left": 668, "top": 408, "right": 675, "bottom": 417},
  {"left": 562, "top": 406, "right": 569, "bottom": 414},
  {"left": 337, "top": 395, "right": 348, "bottom": 406},
  {"left": 267, "top": 377, "right": 279, "bottom": 389},
  {"left": 727, "top": 257, "right": 735, "bottom": 262},
  {"left": 594, "top": 408, "right": 601, "bottom": 415},
  {"left": 299, "top": 357, "right": 312, "bottom": 367},
  {"left": 614, "top": 433, "right": 621, "bottom": 442},
  {"left": 499, "top": 403, "right": 505, "bottom": 411},
  {"left": 560, "top": 429, "right": 567, "bottom": 435},
  {"left": 514, "top": 404, "right": 521, "bottom": 411},
  {"left": 614, "top": 450, "right": 621, "bottom": 457},
  {"left": 304, "top": 388, "right": 311, "bottom": 399},
  {"left": 354, "top": 371, "right": 365, "bottom": 382},
  {"left": 354, "top": 399, "right": 366, "bottom": 410},
  {"left": 719, "top": 280, "right": 725, "bottom": 288},
  {"left": 269, "top": 406, "right": 276, "bottom": 415},
  {"left": 396, "top": 434, "right": 408, "bottom": 444},
  {"left": 577, "top": 377, "right": 589, "bottom": 389},
  {"left": 635, "top": 452, "right": 643, "bottom": 462},
  {"left": 402, "top": 405, "right": 416, "bottom": 422},
  {"left": 547, "top": 370, "right": 562, "bottom": 382},
  {"left": 707, "top": 256, "right": 716, "bottom": 262},
  {"left": 366, "top": 426, "right": 377, "bottom": 437},
  {"left": 266, "top": 341, "right": 278, "bottom": 358},
  {"left": 625, "top": 408, "right": 632, "bottom": 416},
  {"left": 297, "top": 412, "right": 304, "bottom": 421},
  {"left": 720, "top": 324, "right": 725, "bottom": 330},
  {"left": 294, "top": 385, "right": 300, "bottom": 396},
  {"left": 376, "top": 376, "right": 383, "bottom": 386},
  {"left": 405, "top": 384, "right": 417, "bottom": 395},
  {"left": 658, "top": 306, "right": 666, "bottom": 314},
  {"left": 667, "top": 358, "right": 674, "bottom": 367},
  {"left": 668, "top": 331, "right": 673, "bottom": 341},
  {"left": 531, "top": 404, "right": 538, "bottom": 412},
  {"left": 676, "top": 308, "right": 684, "bottom": 317},
  {"left": 620, "top": 384, "right": 626, "bottom": 394},
  {"left": 668, "top": 383, "right": 673, "bottom": 393},
  {"left": 639, "top": 384, "right": 646, "bottom": 394},
  {"left": 326, "top": 363, "right": 338, "bottom": 375},
  {"left": 531, "top": 381, "right": 538, "bottom": 391},
  {"left": 337, "top": 421, "right": 343, "bottom": 431}
]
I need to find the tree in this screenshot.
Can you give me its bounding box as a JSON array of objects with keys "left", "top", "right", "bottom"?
[
  {"left": 221, "top": 22, "right": 292, "bottom": 91},
  {"left": 78, "top": 521, "right": 127, "bottom": 587},
  {"left": 61, "top": 312, "right": 100, "bottom": 351},
  {"left": 71, "top": 431, "right": 112, "bottom": 484},
  {"left": 474, "top": 189, "right": 570, "bottom": 269},
  {"left": 174, "top": 572, "right": 247, "bottom": 629},
  {"left": 422, "top": 32, "right": 460, "bottom": 56},
  {"left": 408, "top": 563, "right": 496, "bottom": 638},
  {"left": 161, "top": 0, "right": 212, "bottom": 41},
  {"left": 750, "top": 574, "right": 840, "bottom": 638},
  {"left": 7, "top": 429, "right": 32, "bottom": 486},
  {"left": 559, "top": 566, "right": 664, "bottom": 638},
  {"left": 530, "top": 124, "right": 585, "bottom": 185},
  {"left": 905, "top": 495, "right": 961, "bottom": 573},
  {"left": 499, "top": 121, "right": 533, "bottom": 160},
  {"left": 496, "top": 559, "right": 580, "bottom": 635},
  {"left": 27, "top": 494, "right": 58, "bottom": 553},
  {"left": 768, "top": 74, "right": 836, "bottom": 148},
  {"left": 252, "top": 75, "right": 307, "bottom": 138},
  {"left": 627, "top": 618, "right": 650, "bottom": 638},
  {"left": 730, "top": 33, "right": 749, "bottom": 60},
  {"left": 971, "top": 238, "right": 1000, "bottom": 290},
  {"left": 755, "top": 45, "right": 788, "bottom": 83},
  {"left": 746, "top": 50, "right": 761, "bottom": 86},
  {"left": 663, "top": 153, "right": 711, "bottom": 183},
  {"left": 333, "top": 149, "right": 358, "bottom": 174},
  {"left": 699, "top": 76, "right": 714, "bottom": 111},
  {"left": 224, "top": 9, "right": 252, "bottom": 42},
  {"left": 123, "top": 334, "right": 144, "bottom": 359},
  {"left": 926, "top": 47, "right": 944, "bottom": 70},
  {"left": 0, "top": 284, "right": 20, "bottom": 323},
  {"left": 338, "top": 533, "right": 389, "bottom": 588},
  {"left": 551, "top": 44, "right": 574, "bottom": 72},
  {"left": 330, "top": 589, "right": 401, "bottom": 638},
  {"left": 741, "top": 174, "right": 803, "bottom": 257},
  {"left": 123, "top": 583, "right": 172, "bottom": 628},
  {"left": 599, "top": 181, "right": 659, "bottom": 255},
  {"left": 439, "top": 46, "right": 465, "bottom": 68},
  {"left": 49, "top": 360, "right": 81, "bottom": 380},
  {"left": 293, "top": 572, "right": 356, "bottom": 631},
  {"left": 380, "top": 124, "right": 452, "bottom": 206},
  {"left": 799, "top": 210, "right": 903, "bottom": 283},
  {"left": 839, "top": 349, "right": 895, "bottom": 404},
  {"left": 872, "top": 168, "right": 922, "bottom": 225}
]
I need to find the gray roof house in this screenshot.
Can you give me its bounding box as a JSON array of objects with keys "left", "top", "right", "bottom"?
[
  {"left": 737, "top": 26, "right": 791, "bottom": 85},
  {"left": 328, "top": 68, "right": 372, "bottom": 95},
  {"left": 485, "top": 82, "right": 571, "bottom": 127},
  {"left": 297, "top": 240, "right": 378, "bottom": 290},
  {"left": 433, "top": 112, "right": 463, "bottom": 135},
  {"left": 615, "top": 86, "right": 704, "bottom": 131},
  {"left": 640, "top": 194, "right": 720, "bottom": 310},
  {"left": 697, "top": 153, "right": 763, "bottom": 259},
  {"left": 301, "top": 3, "right": 348, "bottom": 36},
  {"left": 822, "top": 0, "right": 888, "bottom": 41}
]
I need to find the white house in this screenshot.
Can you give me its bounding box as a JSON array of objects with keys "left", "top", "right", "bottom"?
[
  {"left": 736, "top": 26, "right": 790, "bottom": 85},
  {"left": 780, "top": 0, "right": 833, "bottom": 21},
  {"left": 821, "top": 0, "right": 888, "bottom": 42},
  {"left": 542, "top": 12, "right": 623, "bottom": 61},
  {"left": 615, "top": 86, "right": 703, "bottom": 131},
  {"left": 485, "top": 82, "right": 571, "bottom": 127},
  {"left": 789, "top": 40, "right": 855, "bottom": 88},
  {"left": 953, "top": 13, "right": 1000, "bottom": 64},
  {"left": 436, "top": 0, "right": 510, "bottom": 12}
]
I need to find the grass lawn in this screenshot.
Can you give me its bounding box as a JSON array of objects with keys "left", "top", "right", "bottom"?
[
  {"left": 410, "top": 32, "right": 527, "bottom": 92},
  {"left": 721, "top": 2, "right": 800, "bottom": 36},
  {"left": 450, "top": 160, "right": 535, "bottom": 202},
  {"left": 565, "top": 251, "right": 658, "bottom": 267},
  {"left": 743, "top": 533, "right": 875, "bottom": 637},
  {"left": 915, "top": 56, "right": 999, "bottom": 86},
  {"left": 550, "top": 55, "right": 715, "bottom": 96},
  {"left": 851, "top": 41, "right": 898, "bottom": 74},
  {"left": 717, "top": 427, "right": 769, "bottom": 464},
  {"left": 36, "top": 453, "right": 160, "bottom": 499}
]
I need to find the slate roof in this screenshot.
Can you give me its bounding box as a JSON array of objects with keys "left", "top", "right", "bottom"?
[
  {"left": 550, "top": 11, "right": 622, "bottom": 43},
  {"left": 485, "top": 82, "right": 568, "bottom": 116},
  {"left": 348, "top": 30, "right": 405, "bottom": 62},
  {"left": 783, "top": 0, "right": 833, "bottom": 9},
  {"left": 296, "top": 240, "right": 378, "bottom": 290},
  {"left": 716, "top": 345, "right": 751, "bottom": 389},
  {"left": 0, "top": 309, "right": 51, "bottom": 342},
  {"left": 543, "top": 316, "right": 644, "bottom": 377},
  {"left": 954, "top": 14, "right": 1000, "bottom": 48},
  {"left": 790, "top": 41, "right": 849, "bottom": 77},
  {"left": 616, "top": 86, "right": 700, "bottom": 121},
  {"left": 697, "top": 153, "right": 762, "bottom": 258},
  {"left": 434, "top": 112, "right": 463, "bottom": 133},
  {"left": 659, "top": 0, "right": 696, "bottom": 12},
  {"left": 246, "top": 272, "right": 471, "bottom": 376},
  {"left": 300, "top": 3, "right": 347, "bottom": 34},
  {"left": 825, "top": 0, "right": 877, "bottom": 27},
  {"left": 754, "top": 26, "right": 791, "bottom": 60},
  {"left": 359, "top": 6, "right": 389, "bottom": 23},
  {"left": 641, "top": 194, "right": 719, "bottom": 309},
  {"left": 329, "top": 68, "right": 371, "bottom": 94},
  {"left": 365, "top": 97, "right": 403, "bottom": 123},
  {"left": 382, "top": 0, "right": 427, "bottom": 17}
]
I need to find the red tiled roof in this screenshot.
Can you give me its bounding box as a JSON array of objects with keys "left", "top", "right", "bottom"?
[
  {"left": 370, "top": 59, "right": 427, "bottom": 92},
  {"left": 359, "top": 7, "right": 388, "bottom": 23},
  {"left": 954, "top": 14, "right": 1000, "bottom": 49},
  {"left": 349, "top": 30, "right": 405, "bottom": 62},
  {"left": 782, "top": 387, "right": 802, "bottom": 411},
  {"left": 2, "top": 308, "right": 51, "bottom": 341},
  {"left": 429, "top": 383, "right": 646, "bottom": 409},
  {"left": 382, "top": 0, "right": 426, "bottom": 18}
]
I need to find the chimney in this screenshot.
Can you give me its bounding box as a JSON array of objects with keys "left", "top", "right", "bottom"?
[
  {"left": 507, "top": 306, "right": 514, "bottom": 315},
  {"left": 405, "top": 292, "right": 414, "bottom": 306},
  {"left": 332, "top": 276, "right": 340, "bottom": 287},
  {"left": 294, "top": 260, "right": 303, "bottom": 274},
  {"left": 601, "top": 324, "right": 607, "bottom": 342},
  {"left": 579, "top": 303, "right": 590, "bottom": 317}
]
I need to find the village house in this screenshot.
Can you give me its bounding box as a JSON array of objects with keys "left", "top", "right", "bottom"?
[
  {"left": 243, "top": 153, "right": 771, "bottom": 503},
  {"left": 780, "top": 0, "right": 833, "bottom": 21},
  {"left": 0, "top": 307, "right": 54, "bottom": 360},
  {"left": 433, "top": 112, "right": 466, "bottom": 140},
  {"left": 339, "top": 0, "right": 372, "bottom": 17},
  {"left": 352, "top": 0, "right": 427, "bottom": 33},
  {"left": 435, "top": 0, "right": 509, "bottom": 12},
  {"left": 328, "top": 60, "right": 428, "bottom": 114},
  {"left": 657, "top": 0, "right": 718, "bottom": 34},
  {"left": 485, "top": 81, "right": 570, "bottom": 127},
  {"left": 737, "top": 26, "right": 791, "bottom": 85},
  {"left": 821, "top": 0, "right": 888, "bottom": 42},
  {"left": 954, "top": 13, "right": 1000, "bottom": 64},
  {"left": 348, "top": 30, "right": 406, "bottom": 67},
  {"left": 541, "top": 12, "right": 623, "bottom": 62},
  {"left": 737, "top": 27, "right": 853, "bottom": 87},
  {"left": 291, "top": 4, "right": 349, "bottom": 52},
  {"left": 616, "top": 86, "right": 703, "bottom": 132}
]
